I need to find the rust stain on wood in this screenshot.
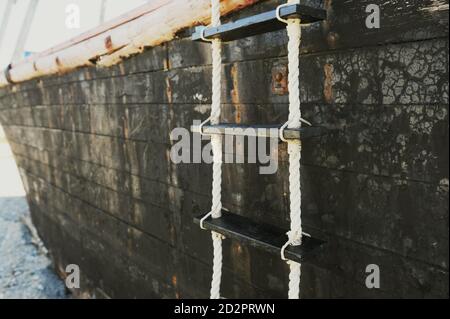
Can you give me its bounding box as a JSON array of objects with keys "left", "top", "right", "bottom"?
[
  {"left": 323, "top": 63, "right": 333, "bottom": 103},
  {"left": 172, "top": 275, "right": 180, "bottom": 299},
  {"left": 271, "top": 65, "right": 288, "bottom": 95},
  {"left": 172, "top": 274, "right": 177, "bottom": 286},
  {"left": 164, "top": 49, "right": 170, "bottom": 71},
  {"left": 230, "top": 64, "right": 242, "bottom": 123},
  {"left": 231, "top": 242, "right": 251, "bottom": 282},
  {"left": 230, "top": 64, "right": 240, "bottom": 104},
  {"left": 234, "top": 104, "right": 242, "bottom": 123}
]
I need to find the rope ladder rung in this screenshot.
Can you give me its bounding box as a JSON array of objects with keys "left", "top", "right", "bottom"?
[
  {"left": 192, "top": 4, "right": 326, "bottom": 43},
  {"left": 198, "top": 0, "right": 328, "bottom": 299},
  {"left": 191, "top": 123, "right": 327, "bottom": 140},
  {"left": 194, "top": 211, "right": 326, "bottom": 264}
]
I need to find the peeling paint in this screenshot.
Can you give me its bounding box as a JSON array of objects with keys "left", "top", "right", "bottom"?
[
  {"left": 194, "top": 104, "right": 210, "bottom": 114},
  {"left": 230, "top": 64, "right": 240, "bottom": 105},
  {"left": 193, "top": 93, "right": 208, "bottom": 103},
  {"left": 420, "top": 1, "right": 449, "bottom": 12}
]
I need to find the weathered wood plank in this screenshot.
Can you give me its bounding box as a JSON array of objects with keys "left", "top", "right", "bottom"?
[
  {"left": 2, "top": 38, "right": 448, "bottom": 110},
  {"left": 5, "top": 97, "right": 448, "bottom": 185},
  {"left": 170, "top": 0, "right": 449, "bottom": 68},
  {"left": 14, "top": 136, "right": 449, "bottom": 269}
]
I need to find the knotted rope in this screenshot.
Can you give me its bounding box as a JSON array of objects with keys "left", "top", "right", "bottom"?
[
  {"left": 209, "top": 0, "right": 224, "bottom": 300},
  {"left": 203, "top": 0, "right": 306, "bottom": 300},
  {"left": 277, "top": 0, "right": 304, "bottom": 300}
]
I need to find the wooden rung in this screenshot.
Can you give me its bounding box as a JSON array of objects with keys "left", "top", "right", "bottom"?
[
  {"left": 192, "top": 4, "right": 327, "bottom": 42},
  {"left": 194, "top": 211, "right": 326, "bottom": 263},
  {"left": 190, "top": 123, "right": 327, "bottom": 140}
]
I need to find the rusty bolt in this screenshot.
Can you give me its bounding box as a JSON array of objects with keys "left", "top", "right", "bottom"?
[
  {"left": 275, "top": 72, "right": 284, "bottom": 82},
  {"left": 272, "top": 65, "right": 288, "bottom": 95}
]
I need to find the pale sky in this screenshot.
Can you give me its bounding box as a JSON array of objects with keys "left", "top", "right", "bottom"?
[{"left": 0, "top": 0, "right": 148, "bottom": 68}]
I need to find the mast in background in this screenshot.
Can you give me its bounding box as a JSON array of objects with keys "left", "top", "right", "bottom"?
[
  {"left": 12, "top": 0, "right": 39, "bottom": 61},
  {"left": 99, "top": 0, "right": 108, "bottom": 25},
  {"left": 0, "top": 0, "right": 16, "bottom": 50}
]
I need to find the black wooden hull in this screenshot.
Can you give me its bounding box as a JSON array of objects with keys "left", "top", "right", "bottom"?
[{"left": 0, "top": 0, "right": 448, "bottom": 298}]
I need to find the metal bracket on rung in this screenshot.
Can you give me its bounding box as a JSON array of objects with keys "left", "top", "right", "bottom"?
[{"left": 192, "top": 4, "right": 327, "bottom": 42}]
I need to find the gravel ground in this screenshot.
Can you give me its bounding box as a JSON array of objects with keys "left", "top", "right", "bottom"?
[{"left": 0, "top": 138, "right": 69, "bottom": 299}]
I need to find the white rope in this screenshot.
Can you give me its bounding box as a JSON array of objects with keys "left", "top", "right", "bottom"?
[
  {"left": 278, "top": 0, "right": 303, "bottom": 300},
  {"left": 211, "top": 231, "right": 225, "bottom": 299},
  {"left": 209, "top": 0, "right": 224, "bottom": 300},
  {"left": 203, "top": 0, "right": 305, "bottom": 300}
]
